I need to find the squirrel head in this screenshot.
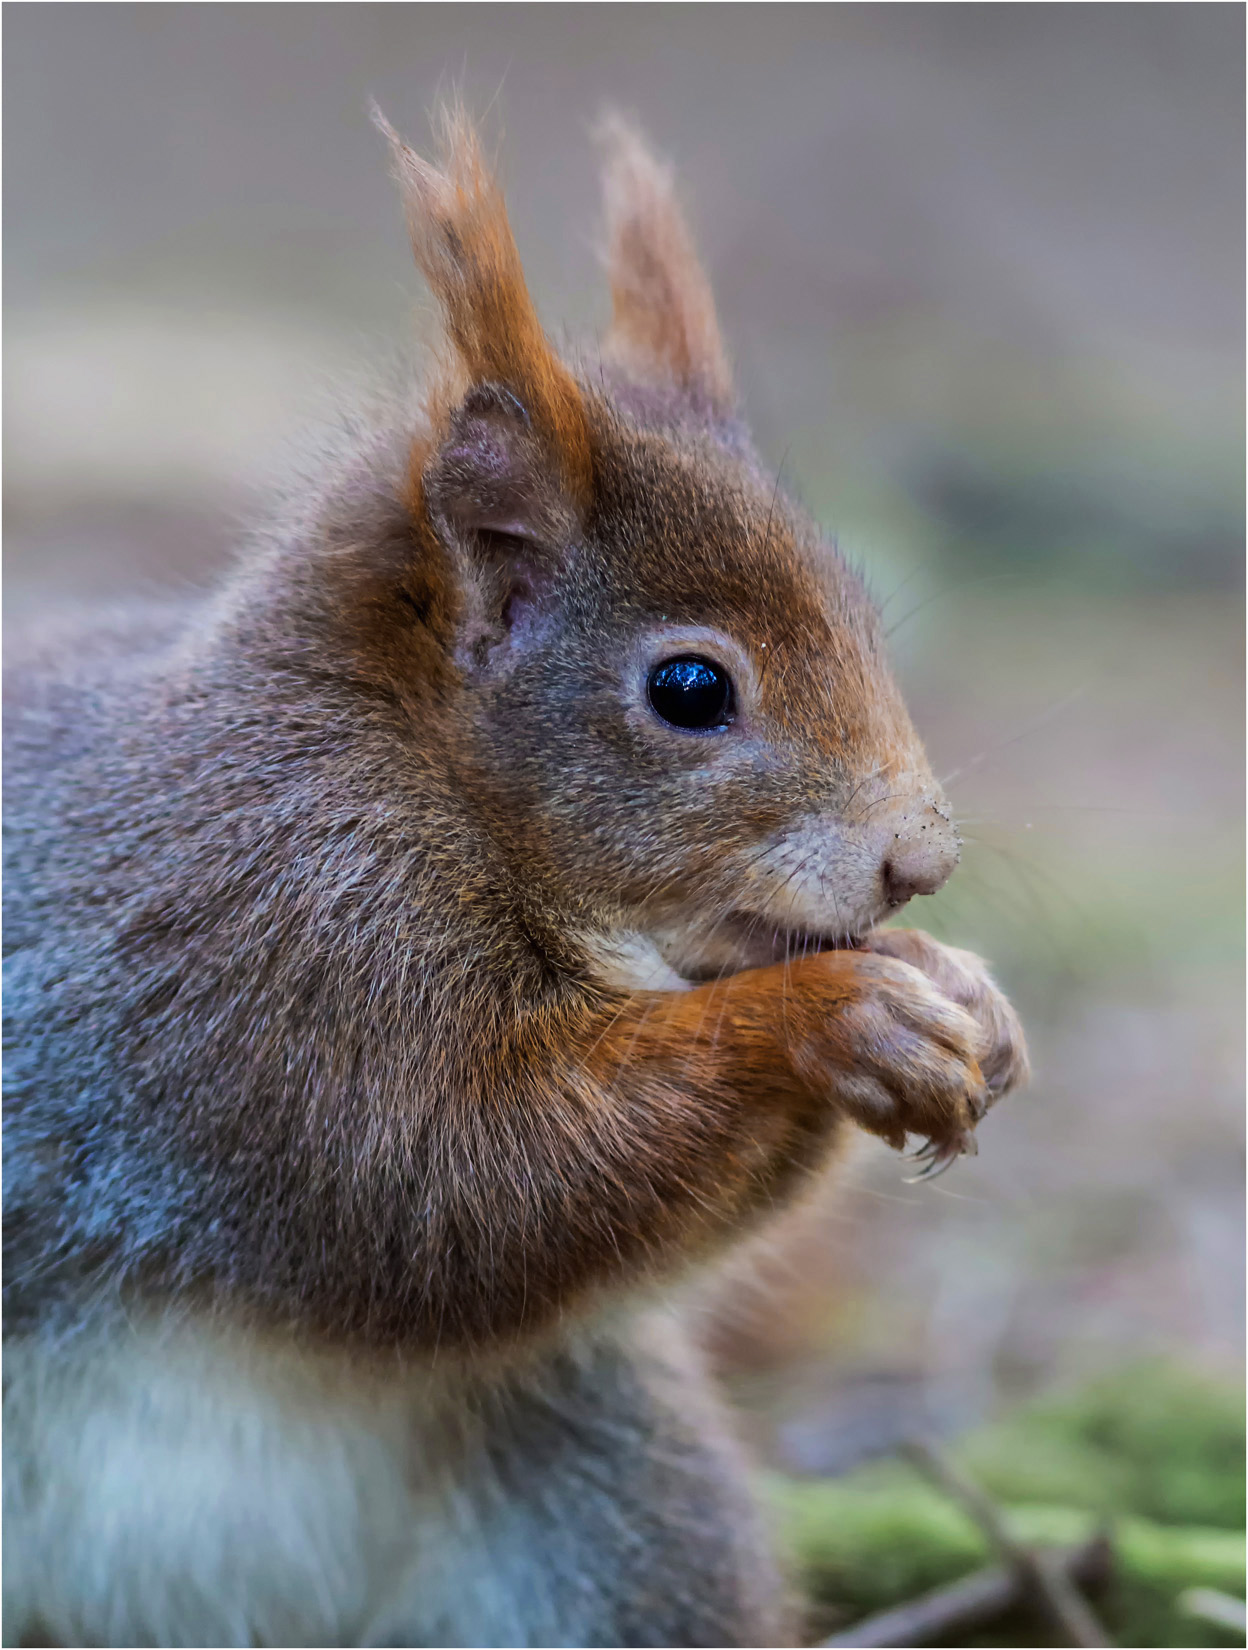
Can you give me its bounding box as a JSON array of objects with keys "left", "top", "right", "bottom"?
[{"left": 325, "top": 107, "right": 959, "bottom": 984}]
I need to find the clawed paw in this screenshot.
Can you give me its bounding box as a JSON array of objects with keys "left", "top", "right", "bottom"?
[
  {"left": 788, "top": 930, "right": 1028, "bottom": 1172},
  {"left": 794, "top": 952, "right": 991, "bottom": 1160},
  {"left": 864, "top": 928, "right": 1031, "bottom": 1105}
]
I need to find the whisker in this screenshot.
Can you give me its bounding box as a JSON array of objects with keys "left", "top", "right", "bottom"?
[
  {"left": 939, "top": 687, "right": 1088, "bottom": 789},
  {"left": 876, "top": 561, "right": 928, "bottom": 617},
  {"left": 884, "top": 567, "right": 1031, "bottom": 640}
]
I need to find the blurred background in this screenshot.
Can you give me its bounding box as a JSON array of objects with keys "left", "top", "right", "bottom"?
[{"left": 5, "top": 6, "right": 1243, "bottom": 1643}]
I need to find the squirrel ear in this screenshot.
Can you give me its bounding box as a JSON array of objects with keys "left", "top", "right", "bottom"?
[
  {"left": 422, "top": 382, "right": 575, "bottom": 667},
  {"left": 374, "top": 103, "right": 594, "bottom": 513},
  {"left": 596, "top": 112, "right": 734, "bottom": 414},
  {"left": 423, "top": 381, "right": 577, "bottom": 550}
]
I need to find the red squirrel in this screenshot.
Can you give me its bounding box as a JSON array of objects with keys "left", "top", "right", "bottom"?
[{"left": 3, "top": 108, "right": 1028, "bottom": 1647}]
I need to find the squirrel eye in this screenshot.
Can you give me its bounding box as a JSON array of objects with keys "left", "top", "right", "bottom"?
[{"left": 647, "top": 656, "right": 736, "bottom": 731}]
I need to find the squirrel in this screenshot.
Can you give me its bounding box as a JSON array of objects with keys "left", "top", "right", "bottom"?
[{"left": 2, "top": 108, "right": 1029, "bottom": 1648}]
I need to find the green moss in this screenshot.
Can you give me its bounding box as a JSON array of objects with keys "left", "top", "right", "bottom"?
[
  {"left": 1107, "top": 1519, "right": 1245, "bottom": 1648},
  {"left": 765, "top": 1465, "right": 987, "bottom": 1620},
  {"left": 765, "top": 1364, "right": 1245, "bottom": 1647},
  {"left": 963, "top": 1363, "right": 1246, "bottom": 1530}
]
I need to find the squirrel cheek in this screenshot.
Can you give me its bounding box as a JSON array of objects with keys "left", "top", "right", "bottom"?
[{"left": 741, "top": 822, "right": 890, "bottom": 937}]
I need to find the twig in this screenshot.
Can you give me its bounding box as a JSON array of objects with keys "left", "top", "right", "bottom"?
[
  {"left": 1179, "top": 1588, "right": 1248, "bottom": 1635},
  {"left": 819, "top": 1534, "right": 1113, "bottom": 1648},
  {"left": 900, "top": 1438, "right": 1113, "bottom": 1647}
]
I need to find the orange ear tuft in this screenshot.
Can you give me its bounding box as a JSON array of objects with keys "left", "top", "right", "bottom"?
[
  {"left": 596, "top": 112, "right": 734, "bottom": 413},
  {"left": 375, "top": 104, "right": 593, "bottom": 508}
]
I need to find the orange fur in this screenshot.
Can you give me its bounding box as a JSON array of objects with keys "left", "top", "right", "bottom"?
[
  {"left": 597, "top": 112, "right": 734, "bottom": 409},
  {"left": 375, "top": 106, "right": 594, "bottom": 509}
]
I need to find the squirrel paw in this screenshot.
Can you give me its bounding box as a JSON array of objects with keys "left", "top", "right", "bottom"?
[
  {"left": 863, "top": 927, "right": 1030, "bottom": 1106},
  {"left": 796, "top": 952, "right": 990, "bottom": 1166}
]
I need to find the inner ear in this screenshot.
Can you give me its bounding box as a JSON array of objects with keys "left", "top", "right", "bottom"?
[
  {"left": 472, "top": 531, "right": 544, "bottom": 653},
  {"left": 425, "top": 383, "right": 577, "bottom": 552},
  {"left": 423, "top": 384, "right": 577, "bottom": 665}
]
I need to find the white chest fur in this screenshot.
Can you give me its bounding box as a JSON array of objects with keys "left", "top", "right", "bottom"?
[{"left": 3, "top": 1314, "right": 477, "bottom": 1648}]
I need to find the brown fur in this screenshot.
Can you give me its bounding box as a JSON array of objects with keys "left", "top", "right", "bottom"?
[
  {"left": 3, "top": 107, "right": 1028, "bottom": 1647},
  {"left": 598, "top": 112, "right": 735, "bottom": 411},
  {"left": 376, "top": 105, "right": 594, "bottom": 509}
]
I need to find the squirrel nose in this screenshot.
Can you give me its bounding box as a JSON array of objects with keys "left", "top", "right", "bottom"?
[{"left": 881, "top": 808, "right": 960, "bottom": 907}]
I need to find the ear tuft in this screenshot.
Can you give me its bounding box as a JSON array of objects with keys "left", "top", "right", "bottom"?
[
  {"left": 596, "top": 111, "right": 734, "bottom": 413},
  {"left": 374, "top": 103, "right": 593, "bottom": 510}
]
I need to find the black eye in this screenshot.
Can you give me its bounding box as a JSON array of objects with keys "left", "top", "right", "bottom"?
[{"left": 646, "top": 656, "right": 735, "bottom": 731}]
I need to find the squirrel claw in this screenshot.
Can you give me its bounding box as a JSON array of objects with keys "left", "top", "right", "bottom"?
[
  {"left": 905, "top": 1145, "right": 959, "bottom": 1183},
  {"left": 904, "top": 1128, "right": 976, "bottom": 1182}
]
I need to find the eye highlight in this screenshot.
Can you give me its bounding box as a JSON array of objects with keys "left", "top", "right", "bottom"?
[{"left": 646, "top": 656, "right": 736, "bottom": 731}]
